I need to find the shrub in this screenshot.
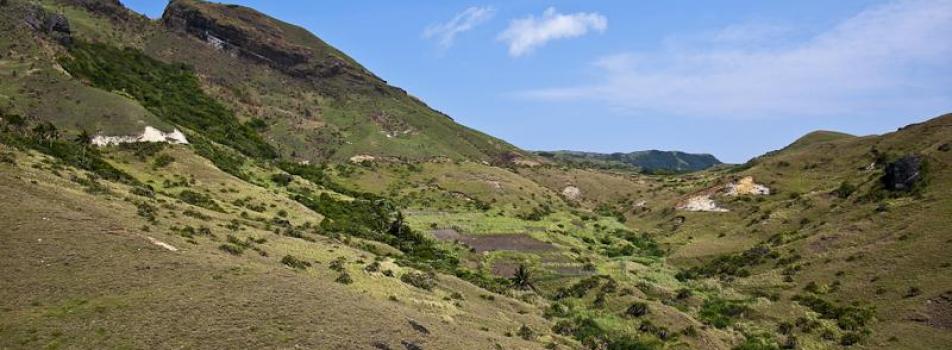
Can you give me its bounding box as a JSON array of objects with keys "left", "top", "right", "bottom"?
[
  {"left": 792, "top": 294, "right": 874, "bottom": 331},
  {"left": 136, "top": 202, "right": 158, "bottom": 223},
  {"left": 153, "top": 154, "right": 175, "bottom": 169},
  {"left": 329, "top": 257, "right": 346, "bottom": 272},
  {"left": 336, "top": 271, "right": 353, "bottom": 284},
  {"left": 625, "top": 302, "right": 649, "bottom": 318},
  {"left": 401, "top": 271, "right": 436, "bottom": 290},
  {"left": 281, "top": 255, "right": 311, "bottom": 270},
  {"left": 699, "top": 298, "right": 749, "bottom": 329},
  {"left": 178, "top": 190, "right": 223, "bottom": 212},
  {"left": 219, "top": 243, "right": 244, "bottom": 255},
  {"left": 840, "top": 332, "right": 863, "bottom": 346},
  {"left": 271, "top": 173, "right": 293, "bottom": 186},
  {"left": 517, "top": 324, "right": 535, "bottom": 340},
  {"left": 832, "top": 181, "right": 856, "bottom": 199}
]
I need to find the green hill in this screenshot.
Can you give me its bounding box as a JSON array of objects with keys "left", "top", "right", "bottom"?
[
  {"left": 537, "top": 149, "right": 723, "bottom": 173},
  {"left": 1, "top": 0, "right": 950, "bottom": 349}
]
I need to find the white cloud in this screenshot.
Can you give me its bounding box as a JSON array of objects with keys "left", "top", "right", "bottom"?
[
  {"left": 498, "top": 7, "right": 607, "bottom": 57},
  {"left": 423, "top": 6, "right": 496, "bottom": 49},
  {"left": 520, "top": 0, "right": 952, "bottom": 119}
]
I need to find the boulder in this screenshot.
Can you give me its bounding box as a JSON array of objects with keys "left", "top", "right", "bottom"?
[{"left": 882, "top": 155, "right": 922, "bottom": 191}]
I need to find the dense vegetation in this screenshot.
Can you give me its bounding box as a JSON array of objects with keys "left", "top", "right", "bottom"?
[{"left": 61, "top": 41, "right": 277, "bottom": 160}]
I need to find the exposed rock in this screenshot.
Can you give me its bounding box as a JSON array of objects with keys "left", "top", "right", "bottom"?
[
  {"left": 725, "top": 176, "right": 770, "bottom": 196},
  {"left": 678, "top": 194, "right": 728, "bottom": 212},
  {"left": 401, "top": 340, "right": 423, "bottom": 350},
  {"left": 160, "top": 0, "right": 378, "bottom": 87},
  {"left": 24, "top": 5, "right": 72, "bottom": 45},
  {"left": 348, "top": 155, "right": 375, "bottom": 163},
  {"left": 562, "top": 186, "right": 582, "bottom": 201},
  {"left": 408, "top": 319, "right": 430, "bottom": 335},
  {"left": 91, "top": 126, "right": 188, "bottom": 146},
  {"left": 371, "top": 341, "right": 393, "bottom": 350},
  {"left": 882, "top": 155, "right": 922, "bottom": 191}
]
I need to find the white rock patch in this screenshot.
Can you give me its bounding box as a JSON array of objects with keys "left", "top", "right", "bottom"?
[
  {"left": 678, "top": 195, "right": 728, "bottom": 212},
  {"left": 92, "top": 126, "right": 188, "bottom": 147},
  {"left": 146, "top": 236, "right": 178, "bottom": 252},
  {"left": 349, "top": 155, "right": 376, "bottom": 163},
  {"left": 725, "top": 176, "right": 770, "bottom": 196},
  {"left": 562, "top": 186, "right": 582, "bottom": 201}
]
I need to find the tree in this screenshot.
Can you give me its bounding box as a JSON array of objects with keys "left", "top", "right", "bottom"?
[
  {"left": 3, "top": 114, "right": 26, "bottom": 133},
  {"left": 32, "top": 122, "right": 60, "bottom": 147},
  {"left": 74, "top": 129, "right": 93, "bottom": 160},
  {"left": 511, "top": 264, "right": 534, "bottom": 290}
]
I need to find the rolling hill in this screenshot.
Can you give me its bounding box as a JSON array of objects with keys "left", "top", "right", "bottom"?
[{"left": 1, "top": 1, "right": 950, "bottom": 349}]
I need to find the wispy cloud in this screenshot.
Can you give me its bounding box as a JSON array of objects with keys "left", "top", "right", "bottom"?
[
  {"left": 498, "top": 7, "right": 607, "bottom": 57},
  {"left": 423, "top": 6, "right": 496, "bottom": 49},
  {"left": 519, "top": 0, "right": 952, "bottom": 119}
]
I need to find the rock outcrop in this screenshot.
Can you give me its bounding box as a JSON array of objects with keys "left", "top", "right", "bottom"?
[
  {"left": 24, "top": 4, "right": 72, "bottom": 45},
  {"left": 882, "top": 155, "right": 922, "bottom": 191},
  {"left": 92, "top": 126, "right": 189, "bottom": 146},
  {"left": 160, "top": 0, "right": 381, "bottom": 88}
]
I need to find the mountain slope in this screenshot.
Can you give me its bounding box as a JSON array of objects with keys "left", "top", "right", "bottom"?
[
  {"left": 2, "top": 0, "right": 950, "bottom": 349},
  {"left": 537, "top": 149, "right": 723, "bottom": 173}
]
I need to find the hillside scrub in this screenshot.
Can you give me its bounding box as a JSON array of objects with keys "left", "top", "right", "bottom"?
[{"left": 61, "top": 41, "right": 277, "bottom": 160}]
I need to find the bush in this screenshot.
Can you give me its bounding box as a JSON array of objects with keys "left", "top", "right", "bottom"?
[
  {"left": 271, "top": 173, "right": 293, "bottom": 186},
  {"left": 625, "top": 302, "right": 649, "bottom": 318},
  {"left": 517, "top": 324, "right": 535, "bottom": 340},
  {"left": 178, "top": 190, "right": 223, "bottom": 212},
  {"left": 329, "top": 257, "right": 346, "bottom": 272},
  {"left": 153, "top": 154, "right": 175, "bottom": 169},
  {"left": 699, "top": 298, "right": 750, "bottom": 329},
  {"left": 791, "top": 294, "right": 873, "bottom": 331},
  {"left": 219, "top": 243, "right": 244, "bottom": 255},
  {"left": 832, "top": 181, "right": 856, "bottom": 199},
  {"left": 840, "top": 332, "right": 863, "bottom": 346},
  {"left": 336, "top": 272, "right": 353, "bottom": 284},
  {"left": 401, "top": 271, "right": 436, "bottom": 290},
  {"left": 281, "top": 255, "right": 311, "bottom": 270}
]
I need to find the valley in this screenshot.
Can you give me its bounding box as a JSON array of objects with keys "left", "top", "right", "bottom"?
[{"left": 1, "top": 1, "right": 950, "bottom": 349}]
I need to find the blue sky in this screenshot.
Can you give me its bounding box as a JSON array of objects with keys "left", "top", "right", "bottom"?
[{"left": 123, "top": 0, "right": 951, "bottom": 163}]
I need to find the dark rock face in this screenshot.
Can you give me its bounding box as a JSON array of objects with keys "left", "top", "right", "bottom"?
[
  {"left": 882, "top": 155, "right": 922, "bottom": 191},
  {"left": 24, "top": 5, "right": 72, "bottom": 45},
  {"left": 62, "top": 0, "right": 129, "bottom": 21},
  {"left": 407, "top": 319, "right": 430, "bottom": 335},
  {"left": 160, "top": 0, "right": 374, "bottom": 86}
]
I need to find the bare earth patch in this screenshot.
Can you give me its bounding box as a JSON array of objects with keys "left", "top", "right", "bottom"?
[{"left": 431, "top": 229, "right": 555, "bottom": 253}]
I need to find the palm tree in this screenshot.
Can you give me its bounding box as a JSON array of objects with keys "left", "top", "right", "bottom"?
[
  {"left": 511, "top": 264, "right": 534, "bottom": 290},
  {"left": 74, "top": 129, "right": 93, "bottom": 160}
]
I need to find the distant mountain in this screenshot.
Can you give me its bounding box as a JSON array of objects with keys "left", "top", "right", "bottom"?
[{"left": 536, "top": 149, "right": 723, "bottom": 172}]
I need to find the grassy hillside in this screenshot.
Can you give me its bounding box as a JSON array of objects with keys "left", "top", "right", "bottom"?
[{"left": 1, "top": 0, "right": 950, "bottom": 349}]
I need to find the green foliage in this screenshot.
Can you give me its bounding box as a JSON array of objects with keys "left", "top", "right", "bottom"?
[
  {"left": 676, "top": 245, "right": 777, "bottom": 280},
  {"left": 698, "top": 298, "right": 750, "bottom": 329},
  {"left": 832, "top": 181, "right": 856, "bottom": 199},
  {"left": 153, "top": 154, "right": 175, "bottom": 169},
  {"left": 178, "top": 190, "right": 224, "bottom": 212},
  {"left": 61, "top": 41, "right": 276, "bottom": 159},
  {"left": 733, "top": 335, "right": 779, "bottom": 350},
  {"left": 335, "top": 272, "right": 354, "bottom": 284},
  {"left": 218, "top": 243, "right": 244, "bottom": 255},
  {"left": 792, "top": 294, "right": 874, "bottom": 331},
  {"left": 281, "top": 255, "right": 311, "bottom": 270},
  {"left": 0, "top": 128, "right": 137, "bottom": 185},
  {"left": 400, "top": 271, "right": 436, "bottom": 290},
  {"left": 625, "top": 302, "right": 649, "bottom": 318},
  {"left": 270, "top": 173, "right": 293, "bottom": 186}
]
